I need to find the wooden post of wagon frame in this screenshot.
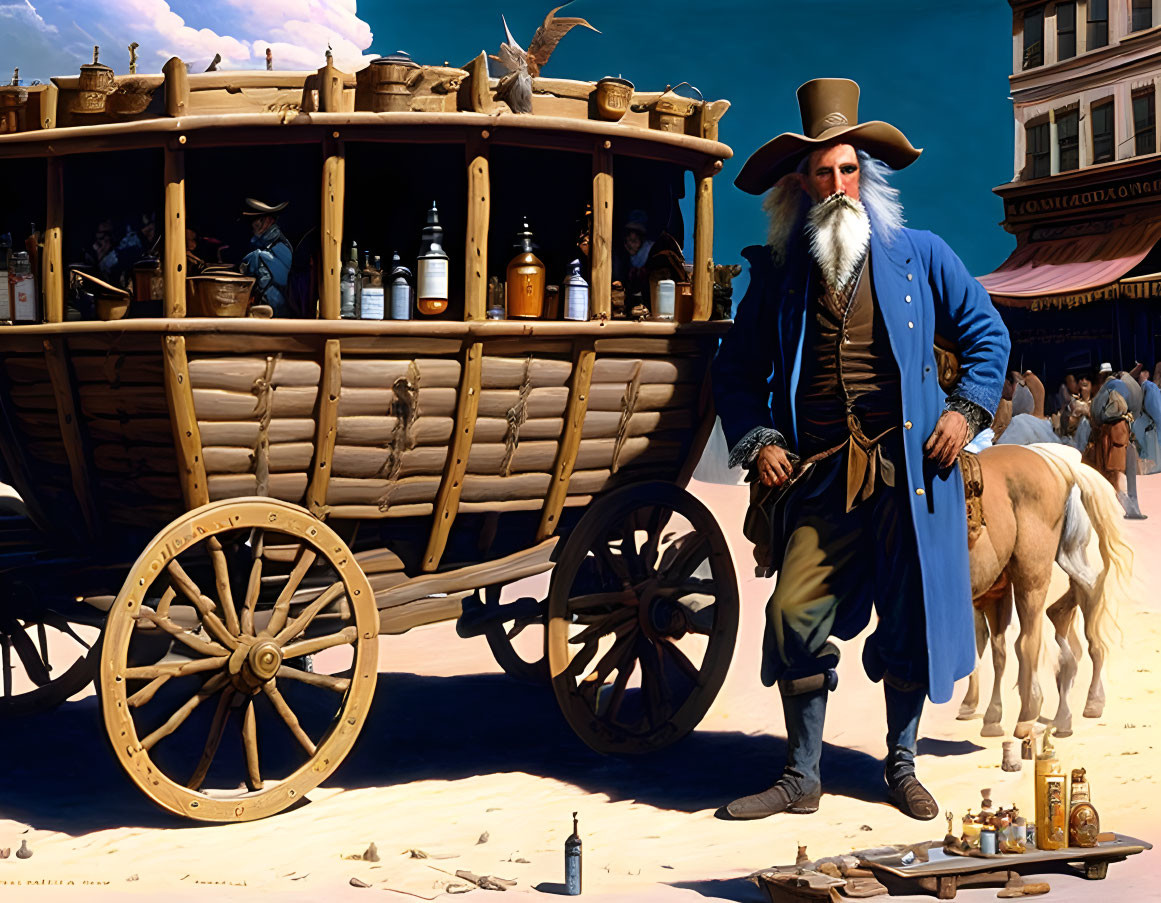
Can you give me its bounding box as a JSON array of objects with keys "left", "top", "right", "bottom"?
[
  {"left": 464, "top": 132, "right": 490, "bottom": 320},
  {"left": 320, "top": 135, "right": 345, "bottom": 319},
  {"left": 43, "top": 158, "right": 64, "bottom": 323},
  {"left": 592, "top": 140, "right": 614, "bottom": 318},
  {"left": 692, "top": 160, "right": 721, "bottom": 321},
  {"left": 163, "top": 145, "right": 187, "bottom": 317}
]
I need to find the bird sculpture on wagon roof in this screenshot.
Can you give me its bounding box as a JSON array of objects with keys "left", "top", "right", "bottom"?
[
  {"left": 712, "top": 78, "right": 1010, "bottom": 821},
  {"left": 491, "top": 3, "right": 600, "bottom": 114}
]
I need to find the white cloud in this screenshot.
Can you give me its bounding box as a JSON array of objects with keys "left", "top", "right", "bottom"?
[{"left": 0, "top": 0, "right": 375, "bottom": 82}]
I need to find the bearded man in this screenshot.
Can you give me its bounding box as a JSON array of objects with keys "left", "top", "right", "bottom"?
[{"left": 712, "top": 79, "right": 1009, "bottom": 820}]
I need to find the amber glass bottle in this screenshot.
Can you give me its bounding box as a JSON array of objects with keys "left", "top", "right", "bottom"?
[
  {"left": 506, "top": 218, "right": 545, "bottom": 319},
  {"left": 416, "top": 201, "right": 449, "bottom": 315}
]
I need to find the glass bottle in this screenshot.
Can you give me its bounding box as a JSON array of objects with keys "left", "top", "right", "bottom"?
[
  {"left": 359, "top": 252, "right": 384, "bottom": 320},
  {"left": 9, "top": 250, "right": 38, "bottom": 323},
  {"left": 564, "top": 812, "right": 581, "bottom": 896},
  {"left": 0, "top": 234, "right": 11, "bottom": 323},
  {"left": 506, "top": 218, "right": 545, "bottom": 319},
  {"left": 416, "top": 201, "right": 449, "bottom": 315},
  {"left": 388, "top": 251, "right": 412, "bottom": 320},
  {"left": 1069, "top": 768, "right": 1100, "bottom": 847},
  {"left": 1035, "top": 727, "right": 1068, "bottom": 850},
  {"left": 340, "top": 241, "right": 360, "bottom": 319},
  {"left": 563, "top": 259, "right": 589, "bottom": 321}
]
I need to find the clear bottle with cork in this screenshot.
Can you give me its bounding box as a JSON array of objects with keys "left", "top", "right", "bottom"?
[
  {"left": 359, "top": 252, "right": 384, "bottom": 320},
  {"left": 563, "top": 259, "right": 589, "bottom": 321},
  {"left": 416, "top": 201, "right": 449, "bottom": 315},
  {"left": 1035, "top": 726, "right": 1068, "bottom": 850},
  {"left": 1068, "top": 768, "right": 1100, "bottom": 848},
  {"left": 506, "top": 218, "right": 545, "bottom": 319}
]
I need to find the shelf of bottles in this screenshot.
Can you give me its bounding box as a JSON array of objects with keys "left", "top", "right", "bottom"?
[{"left": 0, "top": 157, "right": 46, "bottom": 324}]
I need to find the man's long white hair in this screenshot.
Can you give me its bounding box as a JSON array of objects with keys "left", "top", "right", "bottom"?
[{"left": 763, "top": 149, "right": 905, "bottom": 267}]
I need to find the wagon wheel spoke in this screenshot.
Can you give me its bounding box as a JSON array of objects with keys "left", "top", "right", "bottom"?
[
  {"left": 660, "top": 637, "right": 703, "bottom": 686},
  {"left": 155, "top": 586, "right": 176, "bottom": 619},
  {"left": 618, "top": 521, "right": 646, "bottom": 581},
  {"left": 276, "top": 664, "right": 350, "bottom": 693},
  {"left": 166, "top": 559, "right": 238, "bottom": 650},
  {"left": 36, "top": 622, "right": 49, "bottom": 666},
  {"left": 140, "top": 672, "right": 231, "bottom": 752},
  {"left": 637, "top": 505, "right": 673, "bottom": 576},
  {"left": 128, "top": 675, "right": 171, "bottom": 708},
  {"left": 265, "top": 547, "right": 318, "bottom": 638},
  {"left": 135, "top": 609, "right": 229, "bottom": 659},
  {"left": 263, "top": 679, "right": 317, "bottom": 756},
  {"left": 42, "top": 612, "right": 93, "bottom": 650},
  {"left": 593, "top": 543, "right": 632, "bottom": 588},
  {"left": 124, "top": 656, "right": 231, "bottom": 681},
  {"left": 4, "top": 621, "right": 51, "bottom": 686},
  {"left": 273, "top": 581, "right": 345, "bottom": 646},
  {"left": 568, "top": 607, "right": 637, "bottom": 647},
  {"left": 505, "top": 616, "right": 538, "bottom": 641},
  {"left": 658, "top": 533, "right": 711, "bottom": 586},
  {"left": 563, "top": 635, "right": 603, "bottom": 679},
  {"left": 1, "top": 634, "right": 11, "bottom": 697},
  {"left": 282, "top": 625, "right": 357, "bottom": 660},
  {"left": 241, "top": 529, "right": 265, "bottom": 636},
  {"left": 187, "top": 688, "right": 236, "bottom": 790},
  {"left": 206, "top": 536, "right": 242, "bottom": 637},
  {"left": 582, "top": 630, "right": 637, "bottom": 694},
  {"left": 568, "top": 589, "right": 637, "bottom": 614},
  {"left": 638, "top": 638, "right": 674, "bottom": 727},
  {"left": 242, "top": 699, "right": 263, "bottom": 791},
  {"left": 603, "top": 657, "right": 635, "bottom": 722}
]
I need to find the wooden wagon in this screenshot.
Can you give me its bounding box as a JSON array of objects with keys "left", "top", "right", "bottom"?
[{"left": 0, "top": 52, "right": 738, "bottom": 821}]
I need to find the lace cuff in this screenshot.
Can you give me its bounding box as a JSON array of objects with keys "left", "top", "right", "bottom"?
[
  {"left": 945, "top": 396, "right": 992, "bottom": 440},
  {"left": 727, "top": 426, "right": 788, "bottom": 469}
]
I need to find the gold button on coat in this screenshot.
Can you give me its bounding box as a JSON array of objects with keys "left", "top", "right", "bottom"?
[
  {"left": 904, "top": 420, "right": 913, "bottom": 429},
  {"left": 915, "top": 487, "right": 925, "bottom": 496}
]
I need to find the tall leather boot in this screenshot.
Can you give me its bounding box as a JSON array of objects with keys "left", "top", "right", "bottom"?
[
  {"left": 883, "top": 677, "right": 938, "bottom": 820},
  {"left": 725, "top": 674, "right": 832, "bottom": 819}
]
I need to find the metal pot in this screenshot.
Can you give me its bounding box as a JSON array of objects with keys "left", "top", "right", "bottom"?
[
  {"left": 187, "top": 272, "right": 255, "bottom": 317},
  {"left": 106, "top": 78, "right": 157, "bottom": 116},
  {"left": 75, "top": 46, "right": 115, "bottom": 114},
  {"left": 594, "top": 76, "right": 633, "bottom": 122},
  {"left": 0, "top": 85, "right": 29, "bottom": 135},
  {"left": 366, "top": 51, "right": 424, "bottom": 113}
]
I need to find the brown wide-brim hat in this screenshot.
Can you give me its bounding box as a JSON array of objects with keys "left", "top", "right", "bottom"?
[
  {"left": 735, "top": 77, "right": 922, "bottom": 195},
  {"left": 242, "top": 197, "right": 289, "bottom": 216}
]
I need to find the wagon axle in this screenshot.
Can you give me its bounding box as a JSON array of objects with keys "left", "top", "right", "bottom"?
[{"left": 455, "top": 593, "right": 544, "bottom": 639}]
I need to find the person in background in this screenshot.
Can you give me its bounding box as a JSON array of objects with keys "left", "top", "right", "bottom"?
[
  {"left": 612, "top": 210, "right": 654, "bottom": 305},
  {"left": 240, "top": 197, "right": 293, "bottom": 315}
]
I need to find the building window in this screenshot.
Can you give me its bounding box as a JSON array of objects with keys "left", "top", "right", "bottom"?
[
  {"left": 1087, "top": 0, "right": 1109, "bottom": 48},
  {"left": 1023, "top": 7, "right": 1045, "bottom": 68},
  {"left": 1057, "top": 2, "right": 1077, "bottom": 59},
  {"left": 1026, "top": 121, "right": 1051, "bottom": 178},
  {"left": 1132, "top": 0, "right": 1153, "bottom": 31},
  {"left": 1134, "top": 90, "right": 1157, "bottom": 154},
  {"left": 1092, "top": 100, "right": 1115, "bottom": 163},
  {"left": 1058, "top": 109, "right": 1080, "bottom": 171}
]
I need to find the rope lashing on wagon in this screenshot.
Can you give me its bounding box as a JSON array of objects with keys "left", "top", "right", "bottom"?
[
  {"left": 610, "top": 361, "right": 643, "bottom": 475},
  {"left": 500, "top": 356, "right": 534, "bottom": 478},
  {"left": 249, "top": 354, "right": 279, "bottom": 498},
  {"left": 376, "top": 360, "right": 421, "bottom": 511}
]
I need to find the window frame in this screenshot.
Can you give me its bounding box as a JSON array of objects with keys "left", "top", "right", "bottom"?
[
  {"left": 1087, "top": 0, "right": 1109, "bottom": 49},
  {"left": 1132, "top": 0, "right": 1153, "bottom": 32},
  {"left": 1025, "top": 119, "right": 1052, "bottom": 179},
  {"left": 1056, "top": 1, "right": 1077, "bottom": 60},
  {"left": 1023, "top": 6, "right": 1046, "bottom": 68},
  {"left": 1134, "top": 89, "right": 1157, "bottom": 155},
  {"left": 1091, "top": 98, "right": 1116, "bottom": 164},
  {"left": 1057, "top": 107, "right": 1081, "bottom": 172}
]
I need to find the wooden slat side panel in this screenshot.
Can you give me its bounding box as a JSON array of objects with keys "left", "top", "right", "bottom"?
[
  {"left": 335, "top": 415, "right": 453, "bottom": 447},
  {"left": 43, "top": 337, "right": 100, "bottom": 536},
  {"left": 537, "top": 341, "right": 596, "bottom": 540}
]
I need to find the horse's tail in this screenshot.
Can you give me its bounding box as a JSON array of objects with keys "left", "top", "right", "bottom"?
[{"left": 1028, "top": 443, "right": 1132, "bottom": 659}]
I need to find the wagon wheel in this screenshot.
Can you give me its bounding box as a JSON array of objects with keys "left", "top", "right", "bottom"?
[
  {"left": 0, "top": 609, "right": 101, "bottom": 716},
  {"left": 546, "top": 482, "right": 738, "bottom": 754},
  {"left": 479, "top": 583, "right": 549, "bottom": 684},
  {"left": 100, "top": 498, "right": 378, "bottom": 822}
]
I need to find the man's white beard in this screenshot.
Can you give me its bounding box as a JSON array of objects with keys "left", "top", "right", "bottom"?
[{"left": 805, "top": 193, "right": 871, "bottom": 289}]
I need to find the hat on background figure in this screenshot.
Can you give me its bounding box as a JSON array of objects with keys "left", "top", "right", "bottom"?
[
  {"left": 1099, "top": 362, "right": 1114, "bottom": 376},
  {"left": 242, "top": 197, "right": 289, "bottom": 217}
]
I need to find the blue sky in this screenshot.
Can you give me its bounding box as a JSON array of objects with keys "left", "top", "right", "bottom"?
[{"left": 2, "top": 0, "right": 1017, "bottom": 288}]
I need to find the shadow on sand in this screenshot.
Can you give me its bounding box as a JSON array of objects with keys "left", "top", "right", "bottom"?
[{"left": 0, "top": 671, "right": 981, "bottom": 834}]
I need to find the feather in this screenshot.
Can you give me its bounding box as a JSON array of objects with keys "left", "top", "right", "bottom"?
[
  {"left": 526, "top": 3, "right": 600, "bottom": 76},
  {"left": 493, "top": 14, "right": 528, "bottom": 74}
]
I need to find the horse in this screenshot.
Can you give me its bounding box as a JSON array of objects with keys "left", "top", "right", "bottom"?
[{"left": 957, "top": 443, "right": 1133, "bottom": 739}]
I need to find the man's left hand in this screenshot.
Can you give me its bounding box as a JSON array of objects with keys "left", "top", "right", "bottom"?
[{"left": 924, "top": 410, "right": 970, "bottom": 469}]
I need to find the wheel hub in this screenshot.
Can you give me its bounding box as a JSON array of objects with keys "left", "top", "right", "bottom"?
[
  {"left": 227, "top": 634, "right": 284, "bottom": 691},
  {"left": 248, "top": 640, "right": 283, "bottom": 682}
]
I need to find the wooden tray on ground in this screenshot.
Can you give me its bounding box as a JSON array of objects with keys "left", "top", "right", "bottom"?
[{"left": 858, "top": 834, "right": 1151, "bottom": 899}]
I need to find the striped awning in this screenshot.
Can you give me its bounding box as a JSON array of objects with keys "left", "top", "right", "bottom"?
[{"left": 979, "top": 219, "right": 1161, "bottom": 309}]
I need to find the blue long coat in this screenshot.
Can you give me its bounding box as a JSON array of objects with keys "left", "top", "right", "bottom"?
[{"left": 713, "top": 227, "right": 1010, "bottom": 704}]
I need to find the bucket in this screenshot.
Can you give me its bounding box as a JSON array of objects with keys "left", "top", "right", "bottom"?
[
  {"left": 365, "top": 51, "right": 423, "bottom": 113},
  {"left": 187, "top": 272, "right": 255, "bottom": 317}
]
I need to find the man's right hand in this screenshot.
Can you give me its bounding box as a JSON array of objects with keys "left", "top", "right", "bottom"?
[{"left": 756, "top": 444, "right": 795, "bottom": 487}]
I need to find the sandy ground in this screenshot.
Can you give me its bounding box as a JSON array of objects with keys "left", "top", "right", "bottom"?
[{"left": 0, "top": 472, "right": 1157, "bottom": 903}]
